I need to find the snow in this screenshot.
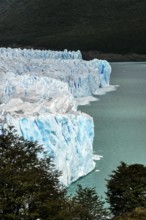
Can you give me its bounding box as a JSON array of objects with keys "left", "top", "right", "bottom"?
[{"left": 0, "top": 48, "right": 112, "bottom": 185}]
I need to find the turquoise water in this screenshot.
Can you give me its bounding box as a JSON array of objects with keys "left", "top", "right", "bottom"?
[{"left": 68, "top": 62, "right": 146, "bottom": 200}]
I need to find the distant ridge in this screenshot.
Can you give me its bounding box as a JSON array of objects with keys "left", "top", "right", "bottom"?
[{"left": 0, "top": 0, "right": 146, "bottom": 54}]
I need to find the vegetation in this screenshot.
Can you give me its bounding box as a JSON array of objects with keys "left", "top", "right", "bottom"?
[
  {"left": 106, "top": 162, "right": 146, "bottom": 217},
  {"left": 0, "top": 127, "right": 66, "bottom": 220},
  {"left": 61, "top": 185, "right": 109, "bottom": 220},
  {"left": 2, "top": 127, "right": 146, "bottom": 219},
  {"left": 113, "top": 208, "right": 146, "bottom": 220},
  {"left": 0, "top": 0, "right": 146, "bottom": 54},
  {"left": 0, "top": 127, "right": 109, "bottom": 220}
]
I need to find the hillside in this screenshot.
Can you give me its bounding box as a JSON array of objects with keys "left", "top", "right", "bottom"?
[{"left": 0, "top": 0, "right": 146, "bottom": 54}]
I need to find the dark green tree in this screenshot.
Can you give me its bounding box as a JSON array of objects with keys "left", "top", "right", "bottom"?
[
  {"left": 0, "top": 127, "right": 110, "bottom": 220},
  {"left": 61, "top": 184, "right": 109, "bottom": 220},
  {"left": 106, "top": 162, "right": 146, "bottom": 217},
  {"left": 0, "top": 127, "right": 66, "bottom": 220}
]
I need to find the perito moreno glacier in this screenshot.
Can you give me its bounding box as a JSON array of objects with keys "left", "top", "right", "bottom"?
[{"left": 0, "top": 48, "right": 112, "bottom": 185}]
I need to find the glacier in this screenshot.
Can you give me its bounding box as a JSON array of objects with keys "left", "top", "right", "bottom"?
[
  {"left": 0, "top": 107, "right": 94, "bottom": 186},
  {"left": 0, "top": 48, "right": 112, "bottom": 185},
  {"left": 0, "top": 47, "right": 82, "bottom": 60},
  {"left": 0, "top": 48, "right": 111, "bottom": 98}
]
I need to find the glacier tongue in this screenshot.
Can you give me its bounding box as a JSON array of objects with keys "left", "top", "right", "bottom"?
[{"left": 0, "top": 48, "right": 112, "bottom": 185}]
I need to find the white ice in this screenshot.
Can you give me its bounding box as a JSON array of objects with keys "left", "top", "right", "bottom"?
[{"left": 0, "top": 48, "right": 112, "bottom": 185}]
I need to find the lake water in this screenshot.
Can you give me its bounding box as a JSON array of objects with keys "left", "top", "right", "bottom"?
[{"left": 68, "top": 62, "right": 146, "bottom": 200}]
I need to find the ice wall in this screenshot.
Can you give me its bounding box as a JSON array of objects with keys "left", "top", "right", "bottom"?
[
  {"left": 0, "top": 48, "right": 112, "bottom": 185},
  {"left": 0, "top": 50, "right": 111, "bottom": 99},
  {"left": 0, "top": 64, "right": 95, "bottom": 185},
  {"left": 0, "top": 108, "right": 95, "bottom": 186}
]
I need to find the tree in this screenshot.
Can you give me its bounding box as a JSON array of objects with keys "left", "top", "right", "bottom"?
[
  {"left": 0, "top": 127, "right": 109, "bottom": 220},
  {"left": 106, "top": 162, "right": 146, "bottom": 217},
  {"left": 61, "top": 185, "right": 109, "bottom": 220},
  {"left": 0, "top": 127, "right": 66, "bottom": 220}
]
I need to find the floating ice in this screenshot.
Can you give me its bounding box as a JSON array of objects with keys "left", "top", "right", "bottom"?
[
  {"left": 93, "top": 154, "right": 103, "bottom": 161},
  {"left": 75, "top": 96, "right": 99, "bottom": 106}
]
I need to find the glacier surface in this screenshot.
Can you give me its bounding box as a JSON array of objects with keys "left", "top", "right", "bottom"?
[
  {"left": 0, "top": 48, "right": 111, "bottom": 99},
  {"left": 0, "top": 48, "right": 112, "bottom": 185}
]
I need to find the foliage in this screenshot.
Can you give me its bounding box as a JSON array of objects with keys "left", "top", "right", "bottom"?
[
  {"left": 106, "top": 162, "right": 146, "bottom": 217},
  {"left": 0, "top": 127, "right": 110, "bottom": 220},
  {"left": 113, "top": 208, "right": 146, "bottom": 220},
  {"left": 0, "top": 127, "right": 66, "bottom": 220},
  {"left": 61, "top": 185, "right": 109, "bottom": 220}
]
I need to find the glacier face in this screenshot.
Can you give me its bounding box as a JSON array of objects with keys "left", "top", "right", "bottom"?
[
  {"left": 0, "top": 48, "right": 111, "bottom": 99},
  {"left": 0, "top": 48, "right": 112, "bottom": 185},
  {"left": 1, "top": 110, "right": 95, "bottom": 186}
]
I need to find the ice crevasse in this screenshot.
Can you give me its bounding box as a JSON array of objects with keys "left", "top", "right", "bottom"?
[{"left": 0, "top": 48, "right": 112, "bottom": 185}]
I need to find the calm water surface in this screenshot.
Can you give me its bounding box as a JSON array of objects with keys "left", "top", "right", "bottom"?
[{"left": 69, "top": 62, "right": 146, "bottom": 199}]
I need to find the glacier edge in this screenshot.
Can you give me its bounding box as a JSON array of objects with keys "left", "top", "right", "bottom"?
[{"left": 0, "top": 48, "right": 112, "bottom": 185}]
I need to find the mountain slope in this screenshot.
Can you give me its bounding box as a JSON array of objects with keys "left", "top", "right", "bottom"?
[{"left": 0, "top": 0, "right": 146, "bottom": 53}]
